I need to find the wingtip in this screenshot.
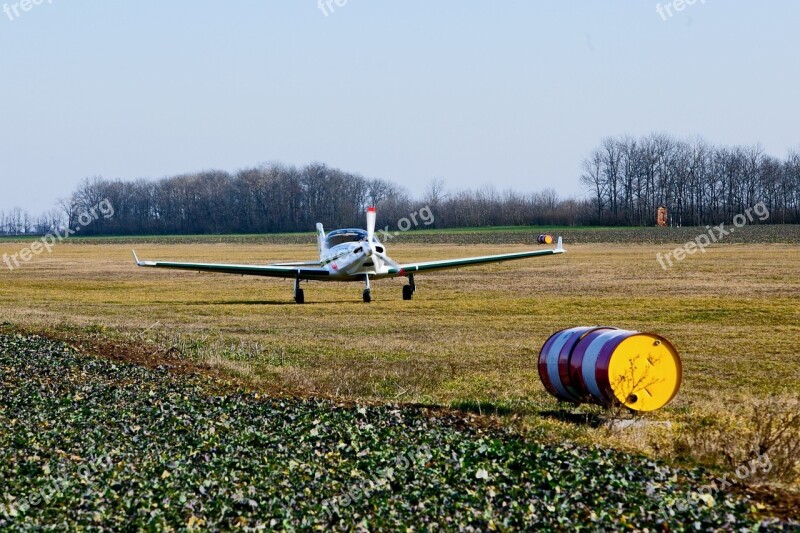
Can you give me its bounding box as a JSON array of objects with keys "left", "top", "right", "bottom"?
[
  {"left": 132, "top": 250, "right": 141, "bottom": 265},
  {"left": 555, "top": 236, "right": 565, "bottom": 253}
]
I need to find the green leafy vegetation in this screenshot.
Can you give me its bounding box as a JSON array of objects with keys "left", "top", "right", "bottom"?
[{"left": 1, "top": 334, "right": 791, "bottom": 530}]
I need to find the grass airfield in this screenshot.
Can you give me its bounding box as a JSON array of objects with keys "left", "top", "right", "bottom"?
[
  {"left": 2, "top": 239, "right": 797, "bottom": 405},
  {"left": 1, "top": 229, "right": 799, "bottom": 527}
]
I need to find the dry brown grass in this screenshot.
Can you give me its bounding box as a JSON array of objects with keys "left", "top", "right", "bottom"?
[{"left": 1, "top": 240, "right": 799, "bottom": 484}]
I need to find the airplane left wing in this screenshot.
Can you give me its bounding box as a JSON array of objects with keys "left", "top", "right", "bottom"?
[
  {"left": 132, "top": 251, "right": 330, "bottom": 280},
  {"left": 384, "top": 237, "right": 564, "bottom": 276},
  {"left": 270, "top": 261, "right": 324, "bottom": 267}
]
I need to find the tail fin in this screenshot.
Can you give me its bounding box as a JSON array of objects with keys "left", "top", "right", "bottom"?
[{"left": 316, "top": 223, "right": 326, "bottom": 257}]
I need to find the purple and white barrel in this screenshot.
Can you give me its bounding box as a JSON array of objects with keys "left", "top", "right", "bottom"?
[{"left": 538, "top": 327, "right": 682, "bottom": 412}]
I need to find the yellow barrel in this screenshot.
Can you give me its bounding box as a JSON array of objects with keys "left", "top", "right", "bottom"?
[
  {"left": 537, "top": 234, "right": 554, "bottom": 245},
  {"left": 539, "top": 327, "right": 682, "bottom": 412}
]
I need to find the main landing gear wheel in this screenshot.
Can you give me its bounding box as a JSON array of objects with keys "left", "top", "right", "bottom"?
[
  {"left": 402, "top": 285, "right": 413, "bottom": 300},
  {"left": 402, "top": 274, "right": 416, "bottom": 301}
]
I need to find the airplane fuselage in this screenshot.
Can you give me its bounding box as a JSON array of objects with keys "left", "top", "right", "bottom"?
[{"left": 318, "top": 229, "right": 394, "bottom": 280}]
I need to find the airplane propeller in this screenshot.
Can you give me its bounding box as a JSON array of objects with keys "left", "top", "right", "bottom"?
[
  {"left": 364, "top": 206, "right": 402, "bottom": 270},
  {"left": 366, "top": 206, "right": 376, "bottom": 243}
]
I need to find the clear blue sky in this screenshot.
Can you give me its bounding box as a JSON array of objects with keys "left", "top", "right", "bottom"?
[{"left": 1, "top": 1, "right": 798, "bottom": 214}]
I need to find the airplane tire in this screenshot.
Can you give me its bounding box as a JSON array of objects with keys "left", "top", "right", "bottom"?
[
  {"left": 402, "top": 285, "right": 413, "bottom": 301},
  {"left": 363, "top": 289, "right": 371, "bottom": 303},
  {"left": 295, "top": 289, "right": 305, "bottom": 304}
]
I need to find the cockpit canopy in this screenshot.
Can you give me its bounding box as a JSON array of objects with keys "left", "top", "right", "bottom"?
[{"left": 325, "top": 229, "right": 380, "bottom": 248}]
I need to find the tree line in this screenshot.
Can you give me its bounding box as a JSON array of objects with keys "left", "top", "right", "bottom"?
[
  {"left": 0, "top": 163, "right": 595, "bottom": 236},
  {"left": 581, "top": 134, "right": 800, "bottom": 226},
  {"left": 1, "top": 134, "right": 797, "bottom": 236}
]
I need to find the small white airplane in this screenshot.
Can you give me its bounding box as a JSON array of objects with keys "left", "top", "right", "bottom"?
[{"left": 133, "top": 207, "right": 565, "bottom": 303}]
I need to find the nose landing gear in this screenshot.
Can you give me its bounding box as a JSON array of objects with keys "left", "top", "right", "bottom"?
[{"left": 363, "top": 275, "right": 372, "bottom": 303}]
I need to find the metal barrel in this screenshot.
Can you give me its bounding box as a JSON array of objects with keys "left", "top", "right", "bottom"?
[
  {"left": 539, "top": 327, "right": 682, "bottom": 412},
  {"left": 537, "top": 234, "right": 554, "bottom": 245}
]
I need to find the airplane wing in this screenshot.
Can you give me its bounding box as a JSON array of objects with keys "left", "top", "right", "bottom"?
[
  {"left": 385, "top": 237, "right": 564, "bottom": 276},
  {"left": 132, "top": 251, "right": 330, "bottom": 280},
  {"left": 270, "top": 261, "right": 324, "bottom": 267}
]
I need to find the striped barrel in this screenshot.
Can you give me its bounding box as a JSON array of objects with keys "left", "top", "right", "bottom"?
[
  {"left": 538, "top": 327, "right": 616, "bottom": 403},
  {"left": 537, "top": 234, "right": 554, "bottom": 245},
  {"left": 538, "top": 327, "right": 682, "bottom": 412}
]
